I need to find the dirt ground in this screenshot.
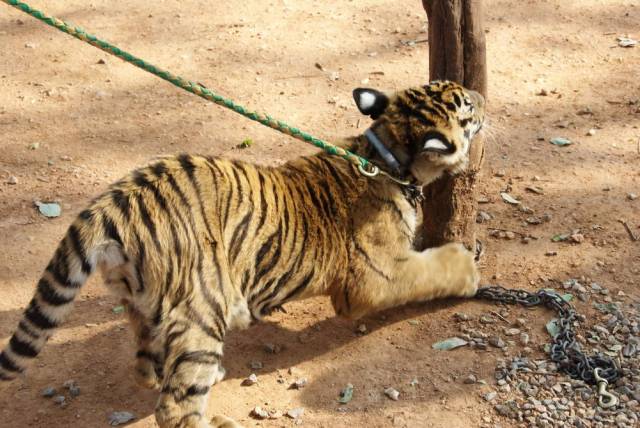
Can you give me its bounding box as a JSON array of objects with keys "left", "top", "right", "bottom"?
[{"left": 0, "top": 0, "right": 638, "bottom": 427}]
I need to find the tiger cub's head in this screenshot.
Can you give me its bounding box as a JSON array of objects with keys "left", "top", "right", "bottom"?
[{"left": 353, "top": 80, "right": 485, "bottom": 184}]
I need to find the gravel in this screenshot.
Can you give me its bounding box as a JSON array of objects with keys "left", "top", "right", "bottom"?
[{"left": 475, "top": 281, "right": 640, "bottom": 428}]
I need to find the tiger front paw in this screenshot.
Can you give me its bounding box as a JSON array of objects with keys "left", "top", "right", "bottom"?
[{"left": 436, "top": 243, "right": 480, "bottom": 297}]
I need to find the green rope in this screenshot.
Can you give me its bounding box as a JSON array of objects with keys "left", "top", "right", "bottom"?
[{"left": 2, "top": 0, "right": 372, "bottom": 170}]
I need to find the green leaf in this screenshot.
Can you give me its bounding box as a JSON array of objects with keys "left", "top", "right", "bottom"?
[
  {"left": 561, "top": 293, "right": 574, "bottom": 302},
  {"left": 237, "top": 138, "right": 253, "bottom": 149},
  {"left": 35, "top": 202, "right": 61, "bottom": 218},
  {"left": 338, "top": 383, "right": 354, "bottom": 404},
  {"left": 546, "top": 319, "right": 560, "bottom": 338},
  {"left": 550, "top": 137, "right": 572, "bottom": 146},
  {"left": 112, "top": 305, "right": 125, "bottom": 314},
  {"left": 432, "top": 337, "right": 468, "bottom": 351},
  {"left": 551, "top": 233, "right": 570, "bottom": 242}
]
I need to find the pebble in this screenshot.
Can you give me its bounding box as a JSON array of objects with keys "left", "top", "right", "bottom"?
[
  {"left": 489, "top": 336, "right": 506, "bottom": 349},
  {"left": 263, "top": 343, "right": 283, "bottom": 354},
  {"left": 520, "top": 333, "right": 530, "bottom": 345},
  {"left": 52, "top": 395, "right": 66, "bottom": 405},
  {"left": 249, "top": 361, "right": 263, "bottom": 370},
  {"left": 464, "top": 374, "right": 477, "bottom": 384},
  {"left": 42, "top": 387, "right": 56, "bottom": 397},
  {"left": 7, "top": 176, "right": 18, "bottom": 185},
  {"left": 628, "top": 193, "right": 638, "bottom": 201},
  {"left": 251, "top": 406, "right": 270, "bottom": 420},
  {"left": 290, "top": 378, "right": 308, "bottom": 389},
  {"left": 286, "top": 407, "right": 305, "bottom": 419},
  {"left": 481, "top": 315, "right": 497, "bottom": 324},
  {"left": 484, "top": 391, "right": 497, "bottom": 402},
  {"left": 357, "top": 323, "right": 368, "bottom": 334},
  {"left": 505, "top": 328, "right": 520, "bottom": 336},
  {"left": 241, "top": 373, "right": 258, "bottom": 386},
  {"left": 108, "top": 411, "right": 136, "bottom": 426},
  {"left": 454, "top": 312, "right": 471, "bottom": 322},
  {"left": 384, "top": 387, "right": 400, "bottom": 401}
]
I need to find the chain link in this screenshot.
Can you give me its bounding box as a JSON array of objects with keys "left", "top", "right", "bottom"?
[{"left": 475, "top": 286, "right": 620, "bottom": 385}]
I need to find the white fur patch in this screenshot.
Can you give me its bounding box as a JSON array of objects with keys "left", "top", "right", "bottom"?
[
  {"left": 358, "top": 91, "right": 376, "bottom": 111},
  {"left": 423, "top": 138, "right": 448, "bottom": 151}
]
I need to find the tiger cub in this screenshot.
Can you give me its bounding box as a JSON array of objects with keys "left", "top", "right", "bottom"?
[{"left": 0, "top": 80, "right": 485, "bottom": 428}]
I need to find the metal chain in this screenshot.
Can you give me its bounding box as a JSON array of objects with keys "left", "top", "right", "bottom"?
[{"left": 475, "top": 286, "right": 620, "bottom": 385}]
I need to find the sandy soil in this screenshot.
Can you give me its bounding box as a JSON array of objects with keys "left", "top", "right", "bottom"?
[{"left": 0, "top": 0, "right": 638, "bottom": 427}]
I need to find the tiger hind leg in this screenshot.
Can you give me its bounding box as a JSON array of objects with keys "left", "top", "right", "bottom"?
[
  {"left": 123, "top": 300, "right": 164, "bottom": 390},
  {"left": 155, "top": 308, "right": 240, "bottom": 428}
]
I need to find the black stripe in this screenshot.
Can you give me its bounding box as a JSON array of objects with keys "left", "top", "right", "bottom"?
[
  {"left": 187, "top": 305, "right": 224, "bottom": 342},
  {"left": 169, "top": 350, "right": 221, "bottom": 377},
  {"left": 111, "top": 189, "right": 131, "bottom": 221},
  {"left": 102, "top": 214, "right": 124, "bottom": 246},
  {"left": 256, "top": 172, "right": 269, "bottom": 232},
  {"left": 24, "top": 300, "right": 57, "bottom": 329},
  {"left": 354, "top": 241, "right": 392, "bottom": 281},
  {"left": 252, "top": 225, "right": 282, "bottom": 289},
  {"left": 135, "top": 235, "right": 146, "bottom": 293},
  {"left": 0, "top": 352, "right": 22, "bottom": 373},
  {"left": 183, "top": 385, "right": 210, "bottom": 399},
  {"left": 9, "top": 335, "right": 37, "bottom": 358},
  {"left": 46, "top": 255, "right": 71, "bottom": 287},
  {"left": 196, "top": 248, "right": 227, "bottom": 328},
  {"left": 67, "top": 225, "right": 92, "bottom": 274},
  {"left": 318, "top": 156, "right": 351, "bottom": 189},
  {"left": 136, "top": 194, "right": 161, "bottom": 252},
  {"left": 166, "top": 173, "right": 190, "bottom": 207},
  {"left": 231, "top": 165, "right": 244, "bottom": 206},
  {"left": 229, "top": 211, "right": 252, "bottom": 262},
  {"left": 317, "top": 179, "right": 338, "bottom": 217},
  {"left": 18, "top": 320, "right": 40, "bottom": 340},
  {"left": 78, "top": 209, "right": 93, "bottom": 221},
  {"left": 151, "top": 161, "right": 168, "bottom": 178},
  {"left": 179, "top": 155, "right": 215, "bottom": 239},
  {"left": 279, "top": 269, "right": 315, "bottom": 303},
  {"left": 37, "top": 278, "right": 73, "bottom": 306}
]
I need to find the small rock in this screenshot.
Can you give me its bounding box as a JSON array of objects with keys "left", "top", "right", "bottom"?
[
  {"left": 41, "top": 387, "right": 56, "bottom": 397},
  {"left": 7, "top": 176, "right": 18, "bottom": 185},
  {"left": 480, "top": 315, "right": 496, "bottom": 324},
  {"left": 489, "top": 336, "right": 506, "bottom": 349},
  {"left": 384, "top": 387, "right": 400, "bottom": 401},
  {"left": 24, "top": 42, "right": 37, "bottom": 49},
  {"left": 241, "top": 373, "right": 258, "bottom": 386},
  {"left": 69, "top": 385, "right": 80, "bottom": 397},
  {"left": 526, "top": 216, "right": 542, "bottom": 225},
  {"left": 520, "top": 333, "right": 530, "bottom": 346},
  {"left": 505, "top": 328, "right": 520, "bottom": 336},
  {"left": 357, "top": 323, "right": 367, "bottom": 334},
  {"left": 290, "top": 378, "right": 308, "bottom": 390},
  {"left": 463, "top": 374, "right": 477, "bottom": 384},
  {"left": 569, "top": 232, "right": 584, "bottom": 243},
  {"left": 108, "top": 412, "right": 136, "bottom": 426},
  {"left": 249, "top": 361, "right": 263, "bottom": 370},
  {"left": 52, "top": 395, "right": 65, "bottom": 405},
  {"left": 263, "top": 343, "right": 283, "bottom": 354},
  {"left": 97, "top": 59, "right": 106, "bottom": 64},
  {"left": 269, "top": 410, "right": 283, "bottom": 419},
  {"left": 484, "top": 391, "right": 498, "bottom": 402},
  {"left": 476, "top": 211, "right": 493, "bottom": 223},
  {"left": 251, "top": 406, "right": 270, "bottom": 420},
  {"left": 628, "top": 193, "right": 638, "bottom": 201},
  {"left": 454, "top": 312, "right": 471, "bottom": 322},
  {"left": 286, "top": 407, "right": 305, "bottom": 419},
  {"left": 28, "top": 142, "right": 40, "bottom": 150}
]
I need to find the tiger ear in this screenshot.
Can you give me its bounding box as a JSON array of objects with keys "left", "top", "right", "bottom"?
[{"left": 352, "top": 88, "right": 389, "bottom": 119}]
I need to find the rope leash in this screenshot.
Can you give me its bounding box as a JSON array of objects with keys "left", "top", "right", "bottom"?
[{"left": 2, "top": 0, "right": 381, "bottom": 176}]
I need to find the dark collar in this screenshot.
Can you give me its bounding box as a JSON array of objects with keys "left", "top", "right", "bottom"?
[
  {"left": 364, "top": 128, "right": 403, "bottom": 176},
  {"left": 364, "top": 128, "right": 423, "bottom": 204}
]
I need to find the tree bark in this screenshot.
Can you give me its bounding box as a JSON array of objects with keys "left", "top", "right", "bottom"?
[{"left": 420, "top": 0, "right": 487, "bottom": 251}]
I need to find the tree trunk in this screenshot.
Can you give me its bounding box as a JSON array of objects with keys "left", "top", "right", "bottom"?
[{"left": 420, "top": 0, "right": 487, "bottom": 251}]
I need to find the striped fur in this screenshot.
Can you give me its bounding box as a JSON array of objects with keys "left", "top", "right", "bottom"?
[{"left": 0, "top": 81, "right": 485, "bottom": 428}]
